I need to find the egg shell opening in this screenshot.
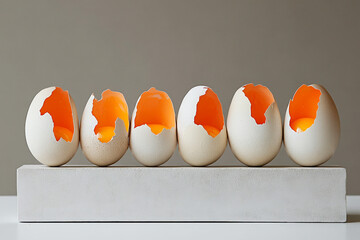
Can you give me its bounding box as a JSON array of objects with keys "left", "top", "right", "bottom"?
[
  {"left": 289, "top": 85, "right": 321, "bottom": 133},
  {"left": 242, "top": 83, "right": 275, "bottom": 125},
  {"left": 92, "top": 89, "right": 129, "bottom": 143},
  {"left": 134, "top": 87, "right": 176, "bottom": 135},
  {"left": 40, "top": 87, "right": 75, "bottom": 142},
  {"left": 193, "top": 87, "right": 224, "bottom": 137}
]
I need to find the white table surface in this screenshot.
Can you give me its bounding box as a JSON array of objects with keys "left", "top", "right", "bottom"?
[{"left": 1, "top": 196, "right": 360, "bottom": 240}]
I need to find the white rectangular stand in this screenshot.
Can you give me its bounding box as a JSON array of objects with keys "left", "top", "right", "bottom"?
[{"left": 17, "top": 165, "right": 346, "bottom": 222}]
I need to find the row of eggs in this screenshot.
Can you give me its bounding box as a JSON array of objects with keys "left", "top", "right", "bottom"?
[{"left": 25, "top": 84, "right": 340, "bottom": 167}]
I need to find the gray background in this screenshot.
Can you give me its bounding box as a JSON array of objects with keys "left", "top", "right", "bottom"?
[{"left": 0, "top": 0, "right": 359, "bottom": 195}]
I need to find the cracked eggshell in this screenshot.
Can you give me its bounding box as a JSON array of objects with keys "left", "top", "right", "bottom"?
[
  {"left": 227, "top": 84, "right": 282, "bottom": 166},
  {"left": 177, "top": 86, "right": 227, "bottom": 166},
  {"left": 25, "top": 87, "right": 79, "bottom": 166},
  {"left": 284, "top": 84, "right": 340, "bottom": 166},
  {"left": 130, "top": 88, "right": 177, "bottom": 167},
  {"left": 80, "top": 91, "right": 129, "bottom": 166}
]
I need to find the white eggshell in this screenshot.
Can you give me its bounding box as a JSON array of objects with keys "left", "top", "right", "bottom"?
[
  {"left": 177, "top": 86, "right": 227, "bottom": 166},
  {"left": 284, "top": 84, "right": 340, "bottom": 166},
  {"left": 227, "top": 85, "right": 282, "bottom": 166},
  {"left": 130, "top": 92, "right": 177, "bottom": 167},
  {"left": 130, "top": 125, "right": 176, "bottom": 167},
  {"left": 25, "top": 87, "right": 79, "bottom": 166},
  {"left": 80, "top": 94, "right": 129, "bottom": 166}
]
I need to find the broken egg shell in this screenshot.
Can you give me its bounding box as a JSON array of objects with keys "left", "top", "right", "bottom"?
[
  {"left": 284, "top": 84, "right": 340, "bottom": 166},
  {"left": 177, "top": 86, "right": 227, "bottom": 166},
  {"left": 25, "top": 87, "right": 79, "bottom": 166},
  {"left": 130, "top": 88, "right": 177, "bottom": 167},
  {"left": 227, "top": 84, "right": 282, "bottom": 166},
  {"left": 80, "top": 93, "right": 129, "bottom": 166}
]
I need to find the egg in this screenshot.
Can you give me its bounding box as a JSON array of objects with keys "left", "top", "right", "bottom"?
[
  {"left": 227, "top": 84, "right": 282, "bottom": 166},
  {"left": 130, "top": 87, "right": 176, "bottom": 166},
  {"left": 177, "top": 86, "right": 227, "bottom": 166},
  {"left": 80, "top": 89, "right": 129, "bottom": 166},
  {"left": 284, "top": 84, "right": 340, "bottom": 166},
  {"left": 25, "top": 87, "right": 79, "bottom": 166}
]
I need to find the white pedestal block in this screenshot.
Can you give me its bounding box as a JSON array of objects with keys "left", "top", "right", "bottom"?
[{"left": 17, "top": 165, "right": 346, "bottom": 222}]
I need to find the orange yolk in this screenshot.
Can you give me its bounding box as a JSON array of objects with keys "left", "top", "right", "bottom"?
[
  {"left": 146, "top": 124, "right": 166, "bottom": 135},
  {"left": 96, "top": 126, "right": 116, "bottom": 143},
  {"left": 291, "top": 118, "right": 315, "bottom": 133},
  {"left": 194, "top": 87, "right": 224, "bottom": 138},
  {"left": 242, "top": 84, "right": 275, "bottom": 124},
  {"left": 202, "top": 125, "right": 220, "bottom": 137},
  {"left": 134, "top": 88, "right": 175, "bottom": 135},
  {"left": 53, "top": 126, "right": 73, "bottom": 142},
  {"left": 289, "top": 85, "right": 321, "bottom": 133},
  {"left": 92, "top": 89, "right": 129, "bottom": 143},
  {"left": 40, "top": 87, "right": 74, "bottom": 142}
]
